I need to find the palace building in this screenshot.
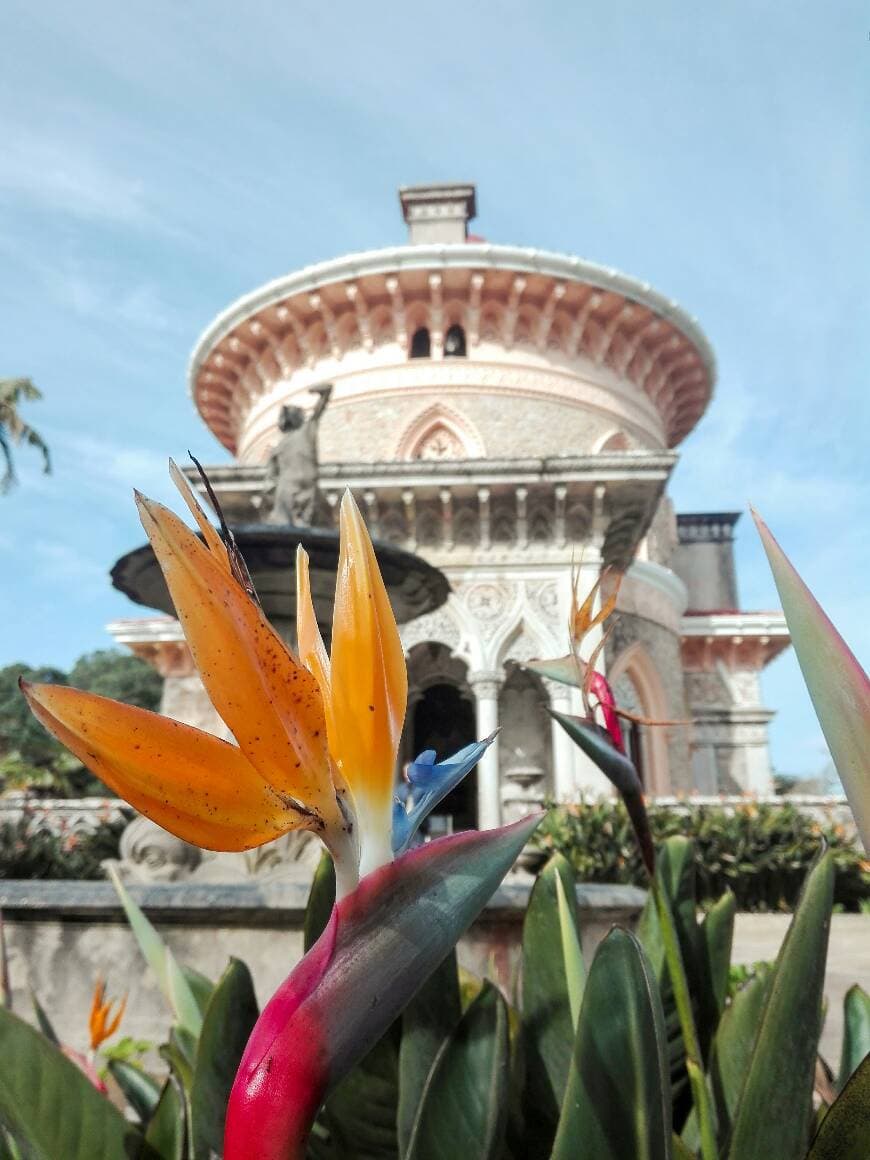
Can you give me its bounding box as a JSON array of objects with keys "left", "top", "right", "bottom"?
[{"left": 109, "top": 183, "right": 789, "bottom": 831}]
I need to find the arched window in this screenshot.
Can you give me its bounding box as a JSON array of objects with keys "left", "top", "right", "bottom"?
[
  {"left": 410, "top": 327, "right": 431, "bottom": 359},
  {"left": 444, "top": 324, "right": 467, "bottom": 358}
]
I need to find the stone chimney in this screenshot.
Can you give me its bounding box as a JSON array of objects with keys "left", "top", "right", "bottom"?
[
  {"left": 673, "top": 513, "right": 741, "bottom": 612},
  {"left": 399, "top": 183, "right": 477, "bottom": 244}
]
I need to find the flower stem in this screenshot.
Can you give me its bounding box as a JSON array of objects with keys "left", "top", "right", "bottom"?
[{"left": 651, "top": 877, "right": 717, "bottom": 1160}]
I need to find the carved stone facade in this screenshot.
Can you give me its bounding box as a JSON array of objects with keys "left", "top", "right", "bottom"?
[{"left": 109, "top": 183, "right": 790, "bottom": 855}]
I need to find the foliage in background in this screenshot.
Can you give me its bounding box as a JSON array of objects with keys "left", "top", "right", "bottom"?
[
  {"left": 532, "top": 798, "right": 869, "bottom": 912},
  {"left": 0, "top": 809, "right": 125, "bottom": 879},
  {"left": 0, "top": 377, "right": 50, "bottom": 493},
  {"left": 0, "top": 652, "right": 162, "bottom": 796}
]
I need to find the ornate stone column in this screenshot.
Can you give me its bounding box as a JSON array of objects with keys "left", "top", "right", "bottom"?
[
  {"left": 546, "top": 681, "right": 578, "bottom": 801},
  {"left": 469, "top": 670, "right": 502, "bottom": 830}
]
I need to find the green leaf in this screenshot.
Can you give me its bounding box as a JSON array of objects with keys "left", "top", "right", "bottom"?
[
  {"left": 320, "top": 1030, "right": 401, "bottom": 1160},
  {"left": 637, "top": 838, "right": 700, "bottom": 1121},
  {"left": 190, "top": 958, "right": 259, "bottom": 1160},
  {"left": 304, "top": 851, "right": 337, "bottom": 952},
  {"left": 28, "top": 989, "right": 59, "bottom": 1046},
  {"left": 806, "top": 1052, "right": 870, "bottom": 1159},
  {"left": 682, "top": 964, "right": 772, "bottom": 1150},
  {"left": 554, "top": 869, "right": 585, "bottom": 1028},
  {"left": 108, "top": 866, "right": 202, "bottom": 1039},
  {"left": 754, "top": 511, "right": 870, "bottom": 851},
  {"left": 699, "top": 890, "right": 735, "bottom": 1025},
  {"left": 406, "top": 982, "right": 510, "bottom": 1160},
  {"left": 838, "top": 985, "right": 870, "bottom": 1091},
  {"left": 551, "top": 927, "right": 671, "bottom": 1160},
  {"left": 521, "top": 854, "right": 582, "bottom": 1147},
  {"left": 397, "top": 951, "right": 461, "bottom": 1156},
  {"left": 726, "top": 851, "right": 835, "bottom": 1160},
  {"left": 0, "top": 1006, "right": 149, "bottom": 1159},
  {"left": 144, "top": 1079, "right": 186, "bottom": 1160},
  {"left": 107, "top": 1059, "right": 161, "bottom": 1125},
  {"left": 181, "top": 965, "right": 214, "bottom": 1018},
  {"left": 671, "top": 1136, "right": 695, "bottom": 1160}
]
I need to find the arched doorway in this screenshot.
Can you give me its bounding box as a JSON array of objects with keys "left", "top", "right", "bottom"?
[{"left": 403, "top": 642, "right": 477, "bottom": 833}]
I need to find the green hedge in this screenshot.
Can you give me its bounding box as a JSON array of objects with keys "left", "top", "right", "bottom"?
[
  {"left": 0, "top": 811, "right": 125, "bottom": 879},
  {"left": 532, "top": 799, "right": 869, "bottom": 912}
]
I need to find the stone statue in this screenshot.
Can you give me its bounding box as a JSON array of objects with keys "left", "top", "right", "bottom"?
[{"left": 264, "top": 384, "right": 333, "bottom": 526}]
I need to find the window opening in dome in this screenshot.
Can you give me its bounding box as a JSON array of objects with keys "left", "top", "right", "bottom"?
[
  {"left": 410, "top": 327, "right": 431, "bottom": 358},
  {"left": 444, "top": 324, "right": 467, "bottom": 357}
]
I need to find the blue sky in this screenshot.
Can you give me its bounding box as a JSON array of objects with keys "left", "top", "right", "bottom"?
[{"left": 1, "top": 1, "right": 866, "bottom": 779}]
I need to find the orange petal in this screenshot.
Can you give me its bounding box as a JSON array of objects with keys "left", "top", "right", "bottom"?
[
  {"left": 329, "top": 492, "right": 407, "bottom": 842},
  {"left": 169, "top": 457, "right": 231, "bottom": 572},
  {"left": 571, "top": 568, "right": 621, "bottom": 643},
  {"left": 296, "top": 546, "right": 332, "bottom": 708},
  {"left": 22, "top": 682, "right": 308, "bottom": 851},
  {"left": 89, "top": 979, "right": 106, "bottom": 1047},
  {"left": 136, "top": 494, "right": 339, "bottom": 826},
  {"left": 103, "top": 995, "right": 126, "bottom": 1041}
]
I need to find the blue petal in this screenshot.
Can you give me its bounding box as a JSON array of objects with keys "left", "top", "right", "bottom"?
[{"left": 392, "top": 732, "right": 498, "bottom": 855}]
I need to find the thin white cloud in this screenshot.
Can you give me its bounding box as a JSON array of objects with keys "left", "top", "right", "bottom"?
[
  {"left": 0, "top": 135, "right": 156, "bottom": 229},
  {"left": 51, "top": 432, "right": 169, "bottom": 501}
]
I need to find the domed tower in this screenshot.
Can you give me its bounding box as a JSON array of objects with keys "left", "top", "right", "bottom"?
[{"left": 111, "top": 183, "right": 788, "bottom": 828}]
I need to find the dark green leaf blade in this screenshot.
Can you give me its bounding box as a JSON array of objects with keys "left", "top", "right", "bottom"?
[
  {"left": 144, "top": 1078, "right": 186, "bottom": 1160},
  {"left": 406, "top": 982, "right": 510, "bottom": 1160},
  {"left": 726, "top": 851, "right": 835, "bottom": 1160},
  {"left": 682, "top": 964, "right": 772, "bottom": 1150},
  {"left": 807, "top": 1052, "right": 870, "bottom": 1159},
  {"left": 304, "top": 851, "right": 336, "bottom": 953},
  {"left": 520, "top": 853, "right": 582, "bottom": 1151},
  {"left": 181, "top": 965, "right": 214, "bottom": 1019},
  {"left": 699, "top": 890, "right": 735, "bottom": 1023},
  {"left": 107, "top": 1059, "right": 162, "bottom": 1125},
  {"left": 320, "top": 1029, "right": 401, "bottom": 1160},
  {"left": 191, "top": 958, "right": 259, "bottom": 1160},
  {"left": 551, "top": 927, "right": 671, "bottom": 1160},
  {"left": 838, "top": 984, "right": 870, "bottom": 1091},
  {"left": 397, "top": 951, "right": 461, "bottom": 1155},
  {"left": 637, "top": 837, "right": 700, "bottom": 1122},
  {"left": 28, "top": 990, "right": 59, "bottom": 1046},
  {"left": 0, "top": 1006, "right": 149, "bottom": 1160}
]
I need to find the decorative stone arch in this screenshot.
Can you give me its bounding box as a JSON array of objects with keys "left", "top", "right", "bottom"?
[
  {"left": 493, "top": 617, "right": 558, "bottom": 673},
  {"left": 382, "top": 305, "right": 406, "bottom": 346},
  {"left": 442, "top": 298, "right": 468, "bottom": 330},
  {"left": 396, "top": 404, "right": 486, "bottom": 461},
  {"left": 334, "top": 310, "right": 361, "bottom": 352},
  {"left": 478, "top": 299, "right": 505, "bottom": 341},
  {"left": 608, "top": 641, "right": 671, "bottom": 793},
  {"left": 404, "top": 300, "right": 431, "bottom": 336},
  {"left": 513, "top": 304, "right": 538, "bottom": 346},
  {"left": 593, "top": 428, "right": 632, "bottom": 453}
]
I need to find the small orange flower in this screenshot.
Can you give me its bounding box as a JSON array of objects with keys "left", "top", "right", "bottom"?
[{"left": 89, "top": 977, "right": 126, "bottom": 1051}]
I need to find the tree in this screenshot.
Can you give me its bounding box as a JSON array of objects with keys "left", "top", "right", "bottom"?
[
  {"left": 0, "top": 652, "right": 162, "bottom": 796},
  {"left": 0, "top": 378, "right": 51, "bottom": 492},
  {"left": 0, "top": 663, "right": 67, "bottom": 768},
  {"left": 68, "top": 649, "right": 162, "bottom": 713}
]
